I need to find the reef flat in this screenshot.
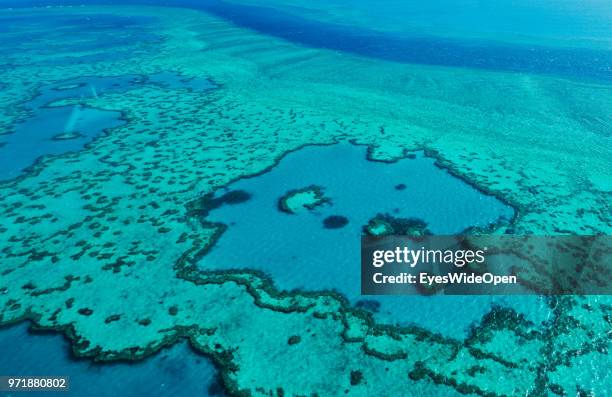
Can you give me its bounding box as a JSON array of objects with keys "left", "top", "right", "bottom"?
[{"left": 0, "top": 4, "right": 610, "bottom": 397}]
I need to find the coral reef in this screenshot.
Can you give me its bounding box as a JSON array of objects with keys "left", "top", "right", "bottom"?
[
  {"left": 278, "top": 185, "right": 329, "bottom": 214},
  {"left": 364, "top": 214, "right": 431, "bottom": 237},
  {"left": 0, "top": 4, "right": 609, "bottom": 397}
]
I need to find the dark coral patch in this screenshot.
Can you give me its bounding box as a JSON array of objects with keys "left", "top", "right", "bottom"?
[
  {"left": 77, "top": 308, "right": 93, "bottom": 316},
  {"left": 104, "top": 314, "right": 122, "bottom": 324},
  {"left": 395, "top": 183, "right": 407, "bottom": 190},
  {"left": 350, "top": 370, "right": 363, "bottom": 386},
  {"left": 187, "top": 190, "right": 251, "bottom": 217},
  {"left": 287, "top": 335, "right": 301, "bottom": 345},
  {"left": 323, "top": 215, "right": 349, "bottom": 229},
  {"left": 364, "top": 213, "right": 431, "bottom": 237}
]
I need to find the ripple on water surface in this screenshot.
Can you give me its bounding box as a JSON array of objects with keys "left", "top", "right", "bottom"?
[{"left": 198, "top": 143, "right": 550, "bottom": 337}]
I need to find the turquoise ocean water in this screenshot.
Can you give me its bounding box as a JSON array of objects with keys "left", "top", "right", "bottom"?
[{"left": 0, "top": 1, "right": 610, "bottom": 396}]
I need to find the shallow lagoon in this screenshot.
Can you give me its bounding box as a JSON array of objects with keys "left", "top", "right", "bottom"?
[
  {"left": 198, "top": 144, "right": 550, "bottom": 337},
  {"left": 0, "top": 72, "right": 215, "bottom": 181},
  {"left": 0, "top": 105, "right": 124, "bottom": 181},
  {"left": 0, "top": 323, "right": 226, "bottom": 397}
]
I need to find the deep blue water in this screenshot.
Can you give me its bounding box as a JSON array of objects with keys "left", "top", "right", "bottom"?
[
  {"left": 194, "top": 0, "right": 612, "bottom": 82},
  {"left": 0, "top": 14, "right": 160, "bottom": 66},
  {"left": 0, "top": 322, "right": 225, "bottom": 397},
  {"left": 3, "top": 0, "right": 611, "bottom": 81},
  {"left": 197, "top": 144, "right": 549, "bottom": 336}
]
